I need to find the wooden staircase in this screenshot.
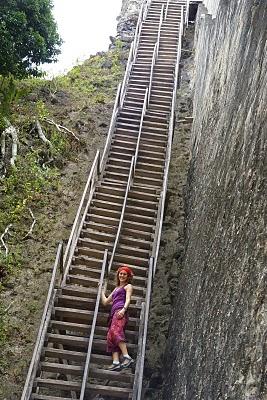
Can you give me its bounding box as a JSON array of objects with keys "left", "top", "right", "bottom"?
[{"left": 21, "top": 1, "right": 189, "bottom": 399}]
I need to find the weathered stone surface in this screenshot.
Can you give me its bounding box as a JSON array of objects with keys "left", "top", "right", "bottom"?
[
  {"left": 116, "top": 0, "right": 143, "bottom": 43},
  {"left": 163, "top": 1, "right": 266, "bottom": 399}
]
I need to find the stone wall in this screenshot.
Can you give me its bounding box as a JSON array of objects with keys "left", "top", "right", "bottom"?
[{"left": 163, "top": 1, "right": 266, "bottom": 399}]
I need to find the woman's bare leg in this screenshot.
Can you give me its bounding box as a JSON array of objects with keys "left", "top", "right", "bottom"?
[
  {"left": 112, "top": 351, "right": 120, "bottom": 362},
  {"left": 118, "top": 341, "right": 129, "bottom": 357}
]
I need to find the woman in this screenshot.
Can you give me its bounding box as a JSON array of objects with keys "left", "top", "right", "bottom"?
[{"left": 101, "top": 265, "right": 134, "bottom": 371}]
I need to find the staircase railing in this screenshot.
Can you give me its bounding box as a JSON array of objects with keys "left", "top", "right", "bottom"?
[
  {"left": 120, "top": 0, "right": 147, "bottom": 107},
  {"left": 120, "top": 42, "right": 134, "bottom": 108},
  {"left": 158, "top": 4, "right": 164, "bottom": 45},
  {"left": 100, "top": 82, "right": 122, "bottom": 171},
  {"left": 152, "top": 21, "right": 183, "bottom": 277},
  {"left": 79, "top": 249, "right": 109, "bottom": 400},
  {"left": 164, "top": 0, "right": 170, "bottom": 20},
  {"left": 134, "top": 88, "right": 149, "bottom": 175},
  {"left": 132, "top": 257, "right": 154, "bottom": 400},
  {"left": 21, "top": 243, "right": 64, "bottom": 400},
  {"left": 147, "top": 4, "right": 163, "bottom": 106},
  {"left": 108, "top": 156, "right": 135, "bottom": 272},
  {"left": 62, "top": 149, "right": 101, "bottom": 286},
  {"left": 133, "top": 1, "right": 147, "bottom": 63},
  {"left": 143, "top": 0, "right": 152, "bottom": 21},
  {"left": 179, "top": 6, "right": 186, "bottom": 36},
  {"left": 147, "top": 42, "right": 158, "bottom": 106},
  {"left": 185, "top": 0, "right": 190, "bottom": 26}
]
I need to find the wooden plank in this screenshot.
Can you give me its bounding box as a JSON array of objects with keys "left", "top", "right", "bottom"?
[
  {"left": 31, "top": 395, "right": 73, "bottom": 400},
  {"left": 47, "top": 333, "right": 88, "bottom": 348},
  {"left": 49, "top": 320, "right": 138, "bottom": 341},
  {"left": 89, "top": 367, "right": 134, "bottom": 384},
  {"left": 86, "top": 383, "right": 132, "bottom": 399},
  {"left": 43, "top": 348, "right": 86, "bottom": 362},
  {"left": 35, "top": 378, "right": 80, "bottom": 391},
  {"left": 40, "top": 362, "right": 83, "bottom": 376}
]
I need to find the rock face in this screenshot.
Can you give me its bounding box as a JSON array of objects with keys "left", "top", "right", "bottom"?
[
  {"left": 116, "top": 0, "right": 143, "bottom": 43},
  {"left": 163, "top": 1, "right": 266, "bottom": 399}
]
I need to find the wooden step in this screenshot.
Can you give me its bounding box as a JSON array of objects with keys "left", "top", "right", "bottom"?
[
  {"left": 40, "top": 361, "right": 84, "bottom": 376},
  {"left": 86, "top": 383, "right": 132, "bottom": 399},
  {"left": 81, "top": 229, "right": 151, "bottom": 250},
  {"left": 53, "top": 309, "right": 139, "bottom": 327},
  {"left": 61, "top": 285, "right": 144, "bottom": 303},
  {"left": 43, "top": 347, "right": 87, "bottom": 362},
  {"left": 31, "top": 395, "right": 73, "bottom": 400},
  {"left": 82, "top": 221, "right": 153, "bottom": 242},
  {"left": 34, "top": 377, "right": 80, "bottom": 391},
  {"left": 49, "top": 320, "right": 138, "bottom": 340},
  {"left": 88, "top": 366, "right": 134, "bottom": 384}
]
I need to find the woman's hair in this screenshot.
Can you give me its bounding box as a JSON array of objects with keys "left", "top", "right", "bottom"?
[{"left": 116, "top": 265, "right": 134, "bottom": 286}]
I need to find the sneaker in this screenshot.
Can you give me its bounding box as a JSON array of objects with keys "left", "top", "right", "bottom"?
[
  {"left": 108, "top": 362, "right": 121, "bottom": 371},
  {"left": 121, "top": 355, "right": 134, "bottom": 369}
]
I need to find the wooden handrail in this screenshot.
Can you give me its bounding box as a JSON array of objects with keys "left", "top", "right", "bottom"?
[
  {"left": 132, "top": 257, "right": 154, "bottom": 400},
  {"left": 180, "top": 5, "right": 185, "bottom": 37},
  {"left": 152, "top": 191, "right": 163, "bottom": 276},
  {"left": 143, "top": 0, "right": 152, "bottom": 21},
  {"left": 152, "top": 21, "right": 184, "bottom": 276},
  {"left": 63, "top": 150, "right": 100, "bottom": 269},
  {"left": 132, "top": 302, "right": 145, "bottom": 400},
  {"left": 62, "top": 150, "right": 100, "bottom": 286},
  {"left": 147, "top": 5, "right": 163, "bottom": 106},
  {"left": 158, "top": 4, "right": 164, "bottom": 48},
  {"left": 108, "top": 157, "right": 135, "bottom": 272},
  {"left": 100, "top": 83, "right": 122, "bottom": 172},
  {"left": 134, "top": 88, "right": 149, "bottom": 174},
  {"left": 21, "top": 243, "right": 63, "bottom": 400},
  {"left": 148, "top": 43, "right": 158, "bottom": 106},
  {"left": 185, "top": 0, "right": 190, "bottom": 26},
  {"left": 120, "top": 42, "right": 134, "bottom": 108},
  {"left": 133, "top": 2, "right": 146, "bottom": 63},
  {"left": 164, "top": 0, "right": 170, "bottom": 20},
  {"left": 79, "top": 249, "right": 108, "bottom": 400}
]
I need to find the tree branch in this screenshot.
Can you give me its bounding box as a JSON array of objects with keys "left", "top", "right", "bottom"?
[
  {"left": 22, "top": 208, "right": 36, "bottom": 240},
  {"left": 9, "top": 125, "right": 18, "bottom": 167},
  {"left": 1, "top": 129, "right": 6, "bottom": 159},
  {"left": 2, "top": 119, "right": 18, "bottom": 167},
  {"left": 34, "top": 119, "right": 52, "bottom": 146},
  {"left": 44, "top": 117, "right": 80, "bottom": 142},
  {"left": 0, "top": 224, "right": 13, "bottom": 256}
]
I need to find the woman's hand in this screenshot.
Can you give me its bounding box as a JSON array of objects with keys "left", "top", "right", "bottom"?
[{"left": 117, "top": 308, "right": 126, "bottom": 319}]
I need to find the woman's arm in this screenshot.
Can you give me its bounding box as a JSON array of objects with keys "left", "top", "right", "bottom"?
[
  {"left": 117, "top": 284, "right": 133, "bottom": 317},
  {"left": 101, "top": 288, "right": 113, "bottom": 306}
]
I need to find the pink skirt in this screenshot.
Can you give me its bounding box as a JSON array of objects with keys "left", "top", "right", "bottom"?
[{"left": 107, "top": 311, "right": 128, "bottom": 353}]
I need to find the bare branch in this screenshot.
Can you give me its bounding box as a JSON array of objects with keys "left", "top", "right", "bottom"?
[
  {"left": 44, "top": 117, "right": 80, "bottom": 142},
  {"left": 9, "top": 125, "right": 18, "bottom": 167},
  {"left": 1, "top": 129, "right": 6, "bottom": 159},
  {"left": 4, "top": 301, "right": 14, "bottom": 314},
  {"left": 0, "top": 224, "right": 13, "bottom": 256},
  {"left": 22, "top": 208, "right": 36, "bottom": 240},
  {"left": 34, "top": 119, "right": 52, "bottom": 146},
  {"left": 1, "top": 118, "right": 18, "bottom": 167}
]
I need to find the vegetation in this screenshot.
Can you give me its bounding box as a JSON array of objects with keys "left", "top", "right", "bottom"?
[
  {"left": 0, "top": 41, "right": 126, "bottom": 283},
  {"left": 0, "top": 0, "right": 62, "bottom": 78},
  {"left": 59, "top": 42, "right": 125, "bottom": 103}
]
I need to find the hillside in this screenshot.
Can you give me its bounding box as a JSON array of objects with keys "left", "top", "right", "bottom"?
[{"left": 0, "top": 42, "right": 128, "bottom": 399}]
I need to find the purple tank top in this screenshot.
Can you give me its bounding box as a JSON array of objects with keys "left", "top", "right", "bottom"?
[{"left": 111, "top": 286, "right": 126, "bottom": 317}]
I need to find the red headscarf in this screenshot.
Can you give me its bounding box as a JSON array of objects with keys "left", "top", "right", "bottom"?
[{"left": 118, "top": 265, "right": 134, "bottom": 278}]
